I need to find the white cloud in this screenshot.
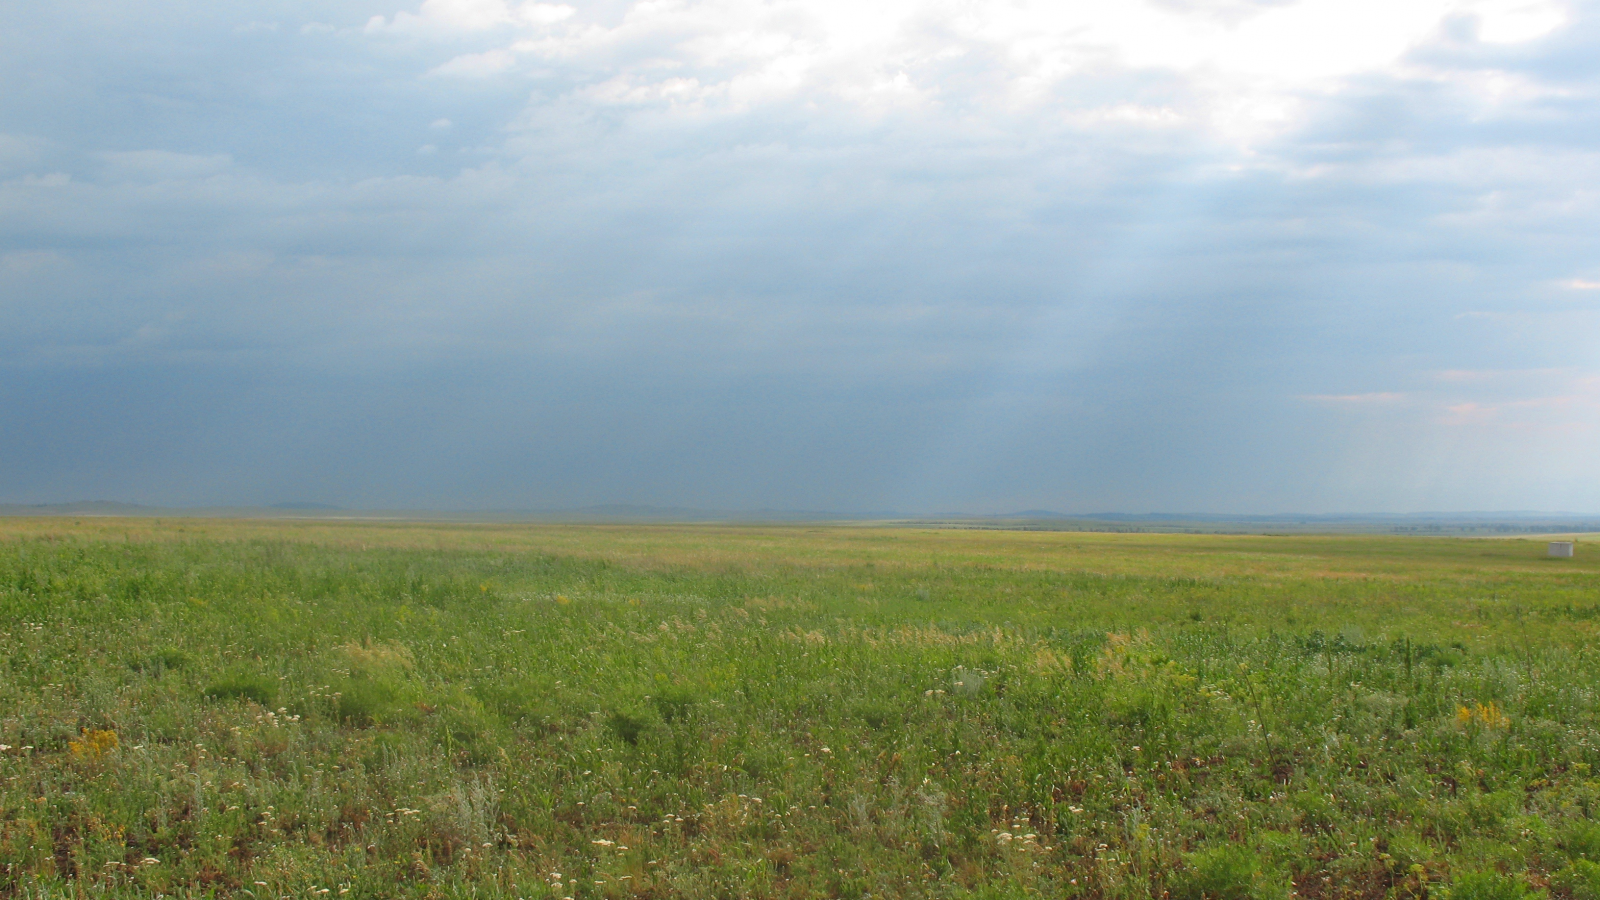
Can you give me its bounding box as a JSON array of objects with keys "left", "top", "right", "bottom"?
[
  {"left": 1456, "top": 0, "right": 1568, "bottom": 43},
  {"left": 520, "top": 3, "right": 574, "bottom": 25},
  {"left": 430, "top": 48, "right": 518, "bottom": 76},
  {"left": 367, "top": 0, "right": 1576, "bottom": 150},
  {"left": 368, "top": 0, "right": 573, "bottom": 34}
]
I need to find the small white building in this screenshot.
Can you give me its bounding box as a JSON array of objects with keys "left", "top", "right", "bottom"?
[{"left": 1549, "top": 541, "right": 1575, "bottom": 558}]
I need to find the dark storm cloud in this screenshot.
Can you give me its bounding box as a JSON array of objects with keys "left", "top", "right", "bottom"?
[{"left": 2, "top": 0, "right": 1597, "bottom": 513}]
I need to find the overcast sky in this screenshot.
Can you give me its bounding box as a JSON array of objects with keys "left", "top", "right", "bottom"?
[{"left": 2, "top": 0, "right": 1597, "bottom": 514}]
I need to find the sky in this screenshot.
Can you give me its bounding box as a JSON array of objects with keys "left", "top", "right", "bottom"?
[{"left": 2, "top": 0, "right": 1598, "bottom": 514}]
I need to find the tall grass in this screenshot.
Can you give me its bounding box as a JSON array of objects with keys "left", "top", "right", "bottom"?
[{"left": 0, "top": 521, "right": 1597, "bottom": 898}]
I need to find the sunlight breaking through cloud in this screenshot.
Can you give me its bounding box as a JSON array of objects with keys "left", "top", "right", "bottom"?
[{"left": 0, "top": 0, "right": 1596, "bottom": 512}]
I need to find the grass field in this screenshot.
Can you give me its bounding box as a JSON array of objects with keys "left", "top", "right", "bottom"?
[{"left": 3, "top": 518, "right": 1599, "bottom": 900}]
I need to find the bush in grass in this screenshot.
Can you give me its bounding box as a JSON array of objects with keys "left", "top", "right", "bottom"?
[
  {"left": 130, "top": 647, "right": 191, "bottom": 675},
  {"left": 951, "top": 666, "right": 986, "bottom": 698},
  {"left": 435, "top": 688, "right": 501, "bottom": 765},
  {"left": 1444, "top": 871, "right": 1543, "bottom": 900},
  {"left": 851, "top": 699, "right": 899, "bottom": 730},
  {"left": 1561, "top": 822, "right": 1600, "bottom": 862},
  {"left": 332, "top": 640, "right": 414, "bottom": 726},
  {"left": 607, "top": 709, "right": 651, "bottom": 746},
  {"left": 1171, "top": 845, "right": 1285, "bottom": 900},
  {"left": 1552, "top": 861, "right": 1600, "bottom": 900},
  {"left": 650, "top": 685, "right": 700, "bottom": 724},
  {"left": 336, "top": 676, "right": 402, "bottom": 726},
  {"left": 472, "top": 675, "right": 560, "bottom": 728},
  {"left": 205, "top": 671, "right": 277, "bottom": 706}
]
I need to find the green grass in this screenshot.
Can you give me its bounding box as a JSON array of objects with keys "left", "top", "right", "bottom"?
[{"left": 1, "top": 519, "right": 1598, "bottom": 899}]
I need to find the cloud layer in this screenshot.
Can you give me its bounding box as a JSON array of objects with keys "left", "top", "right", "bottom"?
[{"left": 2, "top": 0, "right": 1597, "bottom": 512}]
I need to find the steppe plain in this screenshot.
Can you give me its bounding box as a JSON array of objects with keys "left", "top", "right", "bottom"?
[{"left": 3, "top": 517, "right": 1599, "bottom": 900}]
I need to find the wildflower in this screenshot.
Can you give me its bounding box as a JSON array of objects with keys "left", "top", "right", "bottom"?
[
  {"left": 1456, "top": 702, "right": 1510, "bottom": 729},
  {"left": 142, "top": 858, "right": 160, "bottom": 865},
  {"left": 68, "top": 729, "right": 118, "bottom": 760}
]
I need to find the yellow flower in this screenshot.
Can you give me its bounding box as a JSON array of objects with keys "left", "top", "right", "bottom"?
[
  {"left": 69, "top": 729, "right": 119, "bottom": 760},
  {"left": 1457, "top": 702, "right": 1509, "bottom": 729}
]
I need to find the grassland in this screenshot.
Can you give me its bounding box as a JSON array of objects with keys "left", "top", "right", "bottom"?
[{"left": 2, "top": 518, "right": 1599, "bottom": 900}]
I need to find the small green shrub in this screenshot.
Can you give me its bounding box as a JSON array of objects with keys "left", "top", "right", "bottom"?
[
  {"left": 607, "top": 710, "right": 650, "bottom": 746},
  {"left": 1444, "top": 871, "right": 1542, "bottom": 900},
  {"left": 1172, "top": 845, "right": 1283, "bottom": 900},
  {"left": 650, "top": 686, "right": 699, "bottom": 724},
  {"left": 1553, "top": 861, "right": 1600, "bottom": 900},
  {"left": 1561, "top": 822, "right": 1600, "bottom": 862},
  {"left": 473, "top": 675, "right": 559, "bottom": 727},
  {"left": 852, "top": 700, "right": 899, "bottom": 730},
  {"left": 131, "top": 647, "right": 191, "bottom": 674},
  {"left": 205, "top": 672, "right": 277, "bottom": 706},
  {"left": 360, "top": 731, "right": 416, "bottom": 773},
  {"left": 331, "top": 640, "right": 413, "bottom": 726},
  {"left": 951, "top": 666, "right": 986, "bottom": 698},
  {"left": 436, "top": 690, "right": 501, "bottom": 764},
  {"left": 336, "top": 676, "right": 401, "bottom": 726}
]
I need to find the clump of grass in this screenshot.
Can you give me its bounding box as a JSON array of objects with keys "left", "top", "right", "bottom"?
[
  {"left": 1559, "top": 821, "right": 1600, "bottom": 861},
  {"left": 204, "top": 671, "right": 277, "bottom": 705},
  {"left": 331, "top": 640, "right": 413, "bottom": 725},
  {"left": 335, "top": 676, "right": 400, "bottom": 726},
  {"left": 650, "top": 684, "right": 700, "bottom": 724},
  {"left": 1554, "top": 861, "right": 1600, "bottom": 900},
  {"left": 473, "top": 674, "right": 559, "bottom": 727},
  {"left": 1172, "top": 844, "right": 1282, "bottom": 900},
  {"left": 129, "top": 647, "right": 190, "bottom": 674},
  {"left": 434, "top": 688, "right": 501, "bottom": 765},
  {"left": 951, "top": 666, "right": 986, "bottom": 697},
  {"left": 851, "top": 699, "right": 899, "bottom": 730},
  {"left": 606, "top": 709, "right": 651, "bottom": 746},
  {"left": 1445, "top": 871, "right": 1543, "bottom": 900}
]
